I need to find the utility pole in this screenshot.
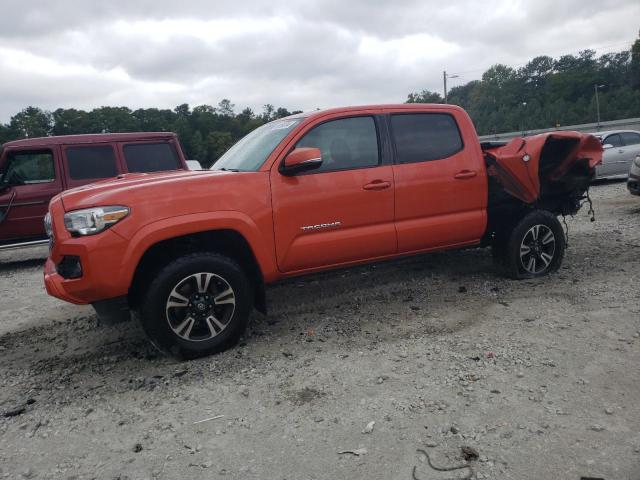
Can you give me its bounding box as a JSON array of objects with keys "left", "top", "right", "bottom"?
[
  {"left": 443, "top": 71, "right": 459, "bottom": 104},
  {"left": 443, "top": 71, "right": 447, "bottom": 104},
  {"left": 594, "top": 84, "right": 605, "bottom": 130},
  {"left": 520, "top": 102, "right": 527, "bottom": 136}
]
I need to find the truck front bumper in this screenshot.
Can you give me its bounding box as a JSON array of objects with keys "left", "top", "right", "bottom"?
[
  {"left": 43, "top": 227, "right": 131, "bottom": 305},
  {"left": 44, "top": 258, "right": 86, "bottom": 304}
]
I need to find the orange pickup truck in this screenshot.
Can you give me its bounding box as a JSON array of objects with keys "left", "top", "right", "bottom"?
[{"left": 43, "top": 104, "right": 602, "bottom": 358}]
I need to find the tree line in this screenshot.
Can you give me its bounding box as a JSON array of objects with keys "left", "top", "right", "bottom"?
[
  {"left": 0, "top": 101, "right": 301, "bottom": 167},
  {"left": 408, "top": 33, "right": 640, "bottom": 135},
  {"left": 1, "top": 33, "right": 639, "bottom": 165}
]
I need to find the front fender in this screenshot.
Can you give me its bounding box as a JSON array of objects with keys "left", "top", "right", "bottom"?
[{"left": 116, "top": 211, "right": 279, "bottom": 289}]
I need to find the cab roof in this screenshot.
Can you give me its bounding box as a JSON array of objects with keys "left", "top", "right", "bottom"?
[
  {"left": 2, "top": 132, "right": 176, "bottom": 149},
  {"left": 286, "top": 103, "right": 463, "bottom": 121}
]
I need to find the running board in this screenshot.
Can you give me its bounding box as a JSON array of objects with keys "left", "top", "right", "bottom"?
[{"left": 0, "top": 239, "right": 49, "bottom": 251}]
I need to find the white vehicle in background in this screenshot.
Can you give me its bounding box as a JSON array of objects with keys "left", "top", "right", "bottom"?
[
  {"left": 185, "top": 160, "right": 203, "bottom": 170},
  {"left": 593, "top": 130, "right": 640, "bottom": 179}
]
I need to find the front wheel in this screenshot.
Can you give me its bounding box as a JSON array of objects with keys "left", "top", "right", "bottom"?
[
  {"left": 138, "top": 253, "right": 253, "bottom": 359},
  {"left": 494, "top": 210, "right": 566, "bottom": 279}
]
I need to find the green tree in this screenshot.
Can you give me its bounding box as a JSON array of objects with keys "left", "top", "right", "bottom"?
[
  {"left": 217, "top": 99, "right": 235, "bottom": 117},
  {"left": 407, "top": 36, "right": 640, "bottom": 135},
  {"left": 189, "top": 131, "right": 207, "bottom": 162},
  {"left": 274, "top": 107, "right": 292, "bottom": 119},
  {"left": 631, "top": 30, "right": 640, "bottom": 90},
  {"left": 90, "top": 106, "right": 139, "bottom": 133},
  {"left": 205, "top": 131, "right": 234, "bottom": 166},
  {"left": 9, "top": 106, "right": 53, "bottom": 138},
  {"left": 262, "top": 104, "right": 275, "bottom": 121},
  {"left": 0, "top": 124, "right": 10, "bottom": 144},
  {"left": 406, "top": 90, "right": 443, "bottom": 103},
  {"left": 132, "top": 108, "right": 176, "bottom": 132}
]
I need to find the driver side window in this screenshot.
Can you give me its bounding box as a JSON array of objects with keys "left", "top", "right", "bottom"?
[
  {"left": 605, "top": 134, "right": 623, "bottom": 148},
  {"left": 295, "top": 116, "right": 380, "bottom": 173},
  {"left": 3, "top": 150, "right": 55, "bottom": 185}
]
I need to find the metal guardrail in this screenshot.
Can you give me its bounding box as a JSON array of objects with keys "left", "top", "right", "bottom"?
[{"left": 479, "top": 117, "right": 640, "bottom": 141}]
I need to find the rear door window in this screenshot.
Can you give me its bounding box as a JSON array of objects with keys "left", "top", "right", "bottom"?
[
  {"left": 65, "top": 145, "right": 118, "bottom": 180},
  {"left": 123, "top": 143, "right": 180, "bottom": 173},
  {"left": 620, "top": 132, "right": 640, "bottom": 146},
  {"left": 390, "top": 113, "right": 463, "bottom": 164}
]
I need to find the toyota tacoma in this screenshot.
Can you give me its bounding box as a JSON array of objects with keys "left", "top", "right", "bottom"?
[{"left": 43, "top": 104, "right": 602, "bottom": 358}]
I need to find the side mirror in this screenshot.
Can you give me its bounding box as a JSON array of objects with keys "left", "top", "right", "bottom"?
[
  {"left": 602, "top": 144, "right": 613, "bottom": 150},
  {"left": 281, "top": 148, "right": 323, "bottom": 176}
]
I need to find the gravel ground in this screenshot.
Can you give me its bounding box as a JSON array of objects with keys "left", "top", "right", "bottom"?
[{"left": 0, "top": 181, "right": 639, "bottom": 480}]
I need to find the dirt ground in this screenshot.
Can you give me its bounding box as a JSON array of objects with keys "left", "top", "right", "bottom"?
[{"left": 0, "top": 181, "right": 639, "bottom": 480}]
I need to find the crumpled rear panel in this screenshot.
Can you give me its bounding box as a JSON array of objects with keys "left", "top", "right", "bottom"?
[{"left": 483, "top": 131, "right": 602, "bottom": 203}]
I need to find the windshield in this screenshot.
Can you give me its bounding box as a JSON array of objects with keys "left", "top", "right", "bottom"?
[{"left": 211, "top": 118, "right": 302, "bottom": 172}]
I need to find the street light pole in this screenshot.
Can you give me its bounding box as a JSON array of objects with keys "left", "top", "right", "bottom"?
[
  {"left": 443, "top": 71, "right": 459, "bottom": 104},
  {"left": 594, "top": 84, "right": 604, "bottom": 130},
  {"left": 520, "top": 102, "right": 527, "bottom": 136},
  {"left": 443, "top": 71, "right": 448, "bottom": 104}
]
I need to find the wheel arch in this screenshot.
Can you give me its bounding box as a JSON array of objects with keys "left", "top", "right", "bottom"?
[{"left": 121, "top": 214, "right": 273, "bottom": 314}]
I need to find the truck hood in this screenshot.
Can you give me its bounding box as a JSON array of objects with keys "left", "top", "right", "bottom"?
[
  {"left": 56, "top": 168, "right": 272, "bottom": 241},
  {"left": 60, "top": 169, "right": 230, "bottom": 211},
  {"left": 483, "top": 131, "right": 602, "bottom": 203}
]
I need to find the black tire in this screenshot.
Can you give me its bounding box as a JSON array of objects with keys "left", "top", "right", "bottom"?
[
  {"left": 494, "top": 210, "right": 565, "bottom": 279},
  {"left": 138, "top": 252, "right": 253, "bottom": 359}
]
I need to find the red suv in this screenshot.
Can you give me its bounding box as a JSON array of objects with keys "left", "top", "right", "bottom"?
[{"left": 0, "top": 132, "right": 188, "bottom": 249}]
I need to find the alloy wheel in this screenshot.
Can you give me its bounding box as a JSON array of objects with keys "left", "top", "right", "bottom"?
[
  {"left": 165, "top": 272, "right": 236, "bottom": 342},
  {"left": 519, "top": 224, "right": 556, "bottom": 274}
]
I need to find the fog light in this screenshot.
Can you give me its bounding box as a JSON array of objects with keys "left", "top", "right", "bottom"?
[{"left": 57, "top": 256, "right": 83, "bottom": 279}]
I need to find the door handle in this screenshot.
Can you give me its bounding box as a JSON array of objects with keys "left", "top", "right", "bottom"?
[
  {"left": 454, "top": 170, "right": 477, "bottom": 179},
  {"left": 363, "top": 180, "right": 391, "bottom": 190},
  {"left": 618, "top": 149, "right": 625, "bottom": 154}
]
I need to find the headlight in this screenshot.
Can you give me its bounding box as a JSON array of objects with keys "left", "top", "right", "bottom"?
[
  {"left": 634, "top": 156, "right": 640, "bottom": 168},
  {"left": 64, "top": 206, "right": 129, "bottom": 236},
  {"left": 43, "top": 212, "right": 53, "bottom": 238}
]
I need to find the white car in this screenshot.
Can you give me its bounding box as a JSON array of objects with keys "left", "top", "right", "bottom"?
[
  {"left": 594, "top": 130, "right": 640, "bottom": 179},
  {"left": 185, "top": 160, "right": 203, "bottom": 170}
]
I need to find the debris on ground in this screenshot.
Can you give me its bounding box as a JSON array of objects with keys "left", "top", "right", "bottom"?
[
  {"left": 192, "top": 415, "right": 224, "bottom": 425},
  {"left": 3, "top": 406, "right": 26, "bottom": 418},
  {"left": 362, "top": 421, "right": 375, "bottom": 434},
  {"left": 461, "top": 446, "right": 479, "bottom": 461},
  {"left": 338, "top": 448, "right": 367, "bottom": 456},
  {"left": 414, "top": 449, "right": 473, "bottom": 478}
]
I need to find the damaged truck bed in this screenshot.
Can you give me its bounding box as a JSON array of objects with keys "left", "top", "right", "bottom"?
[
  {"left": 483, "top": 131, "right": 602, "bottom": 237},
  {"left": 483, "top": 131, "right": 602, "bottom": 206}
]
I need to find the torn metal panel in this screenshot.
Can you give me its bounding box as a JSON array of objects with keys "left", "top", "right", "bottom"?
[{"left": 483, "top": 131, "right": 603, "bottom": 204}]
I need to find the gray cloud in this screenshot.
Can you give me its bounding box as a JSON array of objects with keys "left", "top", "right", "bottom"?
[{"left": 0, "top": 0, "right": 638, "bottom": 121}]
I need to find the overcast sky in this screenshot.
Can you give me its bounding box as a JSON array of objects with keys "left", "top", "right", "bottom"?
[{"left": 0, "top": 0, "right": 638, "bottom": 122}]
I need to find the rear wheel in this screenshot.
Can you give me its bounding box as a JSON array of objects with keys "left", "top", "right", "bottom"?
[
  {"left": 494, "top": 210, "right": 565, "bottom": 279},
  {"left": 138, "top": 253, "right": 253, "bottom": 359}
]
